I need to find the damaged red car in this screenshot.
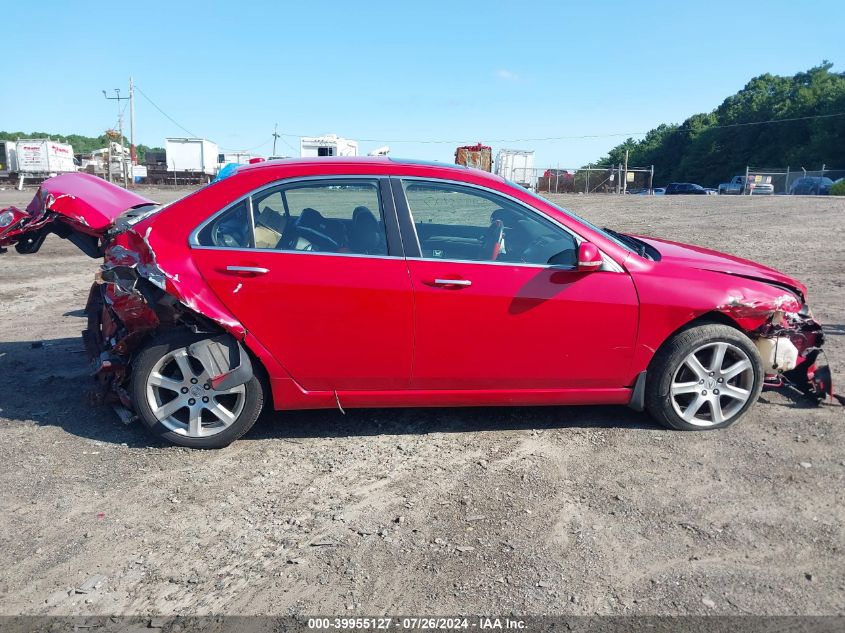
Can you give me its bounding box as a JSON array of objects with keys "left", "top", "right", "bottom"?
[{"left": 0, "top": 159, "right": 832, "bottom": 448}]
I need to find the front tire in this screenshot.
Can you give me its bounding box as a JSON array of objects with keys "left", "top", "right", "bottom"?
[
  {"left": 131, "top": 331, "right": 264, "bottom": 448},
  {"left": 646, "top": 324, "right": 763, "bottom": 431}
]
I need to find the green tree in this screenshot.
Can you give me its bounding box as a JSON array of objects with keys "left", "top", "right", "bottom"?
[{"left": 590, "top": 63, "right": 845, "bottom": 186}]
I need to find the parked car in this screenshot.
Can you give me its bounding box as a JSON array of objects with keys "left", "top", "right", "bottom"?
[
  {"left": 665, "top": 182, "right": 709, "bottom": 195},
  {"left": 789, "top": 177, "right": 834, "bottom": 195},
  {"left": 718, "top": 175, "right": 774, "bottom": 196},
  {"left": 0, "top": 160, "right": 831, "bottom": 448}
]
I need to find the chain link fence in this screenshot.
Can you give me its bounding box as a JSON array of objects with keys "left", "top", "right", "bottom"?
[
  {"left": 512, "top": 165, "right": 655, "bottom": 194},
  {"left": 746, "top": 165, "right": 844, "bottom": 194}
]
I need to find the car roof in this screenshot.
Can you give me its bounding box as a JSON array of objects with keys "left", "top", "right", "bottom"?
[{"left": 235, "top": 156, "right": 505, "bottom": 185}]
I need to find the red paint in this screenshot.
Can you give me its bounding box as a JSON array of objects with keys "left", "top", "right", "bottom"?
[
  {"left": 1, "top": 159, "right": 829, "bottom": 414},
  {"left": 31, "top": 172, "right": 152, "bottom": 232},
  {"left": 405, "top": 260, "right": 638, "bottom": 390},
  {"left": 190, "top": 249, "right": 415, "bottom": 391},
  {"left": 576, "top": 241, "right": 602, "bottom": 271}
]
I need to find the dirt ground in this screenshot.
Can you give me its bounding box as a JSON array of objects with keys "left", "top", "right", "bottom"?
[{"left": 0, "top": 185, "right": 843, "bottom": 617}]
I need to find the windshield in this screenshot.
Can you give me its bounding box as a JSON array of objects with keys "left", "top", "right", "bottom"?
[{"left": 512, "top": 181, "right": 634, "bottom": 253}]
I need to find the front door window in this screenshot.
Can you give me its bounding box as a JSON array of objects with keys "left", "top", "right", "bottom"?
[{"left": 402, "top": 180, "right": 578, "bottom": 267}]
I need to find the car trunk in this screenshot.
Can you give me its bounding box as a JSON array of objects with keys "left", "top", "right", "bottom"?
[{"left": 0, "top": 172, "right": 156, "bottom": 256}]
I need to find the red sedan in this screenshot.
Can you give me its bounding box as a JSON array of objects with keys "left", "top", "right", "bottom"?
[{"left": 0, "top": 158, "right": 831, "bottom": 448}]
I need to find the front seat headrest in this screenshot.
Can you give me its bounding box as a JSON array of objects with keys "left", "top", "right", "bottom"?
[
  {"left": 298, "top": 207, "right": 323, "bottom": 228},
  {"left": 491, "top": 207, "right": 520, "bottom": 228},
  {"left": 350, "top": 206, "right": 383, "bottom": 254}
]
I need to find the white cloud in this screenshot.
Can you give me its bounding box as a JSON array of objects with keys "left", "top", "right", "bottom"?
[{"left": 496, "top": 69, "right": 520, "bottom": 81}]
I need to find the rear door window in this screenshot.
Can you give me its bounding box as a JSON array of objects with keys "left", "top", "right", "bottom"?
[{"left": 196, "top": 179, "right": 393, "bottom": 257}]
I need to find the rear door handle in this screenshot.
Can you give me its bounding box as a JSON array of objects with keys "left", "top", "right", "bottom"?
[
  {"left": 432, "top": 278, "right": 472, "bottom": 287},
  {"left": 225, "top": 265, "right": 269, "bottom": 275}
]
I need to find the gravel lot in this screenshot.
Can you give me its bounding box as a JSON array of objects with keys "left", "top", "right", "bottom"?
[{"left": 0, "top": 185, "right": 843, "bottom": 617}]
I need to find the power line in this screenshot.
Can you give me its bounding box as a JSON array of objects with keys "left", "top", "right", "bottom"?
[
  {"left": 132, "top": 85, "right": 279, "bottom": 152},
  {"left": 219, "top": 137, "right": 274, "bottom": 152},
  {"left": 130, "top": 85, "right": 845, "bottom": 149},
  {"left": 134, "top": 85, "right": 200, "bottom": 139},
  {"left": 278, "top": 135, "right": 299, "bottom": 155},
  {"left": 275, "top": 111, "right": 845, "bottom": 145}
]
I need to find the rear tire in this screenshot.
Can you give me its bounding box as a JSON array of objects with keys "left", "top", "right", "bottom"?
[
  {"left": 646, "top": 324, "right": 763, "bottom": 431},
  {"left": 131, "top": 330, "right": 264, "bottom": 448}
]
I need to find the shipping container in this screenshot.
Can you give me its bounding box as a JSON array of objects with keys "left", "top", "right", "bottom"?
[
  {"left": 300, "top": 134, "right": 358, "bottom": 158},
  {"left": 15, "top": 139, "right": 76, "bottom": 175},
  {"left": 495, "top": 149, "right": 536, "bottom": 188},
  {"left": 165, "top": 138, "right": 219, "bottom": 175},
  {"left": 455, "top": 144, "right": 492, "bottom": 172}
]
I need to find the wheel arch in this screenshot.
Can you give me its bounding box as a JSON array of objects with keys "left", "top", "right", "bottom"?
[
  {"left": 131, "top": 322, "right": 274, "bottom": 400},
  {"left": 647, "top": 310, "right": 746, "bottom": 371}
]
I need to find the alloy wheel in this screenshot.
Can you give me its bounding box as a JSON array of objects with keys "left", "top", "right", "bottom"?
[
  {"left": 669, "top": 341, "right": 754, "bottom": 427},
  {"left": 145, "top": 347, "right": 245, "bottom": 437}
]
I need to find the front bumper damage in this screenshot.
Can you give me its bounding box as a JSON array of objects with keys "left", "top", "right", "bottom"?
[{"left": 717, "top": 291, "right": 833, "bottom": 402}]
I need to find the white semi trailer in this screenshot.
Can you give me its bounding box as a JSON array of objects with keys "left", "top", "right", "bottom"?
[
  {"left": 7, "top": 139, "right": 77, "bottom": 189},
  {"left": 495, "top": 149, "right": 536, "bottom": 189},
  {"left": 165, "top": 138, "right": 219, "bottom": 176},
  {"left": 141, "top": 138, "right": 221, "bottom": 184}
]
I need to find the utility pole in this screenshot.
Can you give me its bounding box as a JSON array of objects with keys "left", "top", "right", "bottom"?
[
  {"left": 272, "top": 123, "right": 280, "bottom": 157},
  {"left": 103, "top": 88, "right": 130, "bottom": 187},
  {"left": 623, "top": 149, "right": 629, "bottom": 195},
  {"left": 129, "top": 77, "right": 136, "bottom": 168}
]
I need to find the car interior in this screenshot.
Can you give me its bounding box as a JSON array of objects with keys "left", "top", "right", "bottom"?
[
  {"left": 405, "top": 183, "right": 578, "bottom": 266},
  {"left": 197, "top": 181, "right": 578, "bottom": 267},
  {"left": 413, "top": 207, "right": 577, "bottom": 266},
  {"left": 197, "top": 185, "right": 389, "bottom": 256}
]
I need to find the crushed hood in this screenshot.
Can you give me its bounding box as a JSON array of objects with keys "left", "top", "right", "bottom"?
[
  {"left": 637, "top": 235, "right": 807, "bottom": 298},
  {"left": 1, "top": 173, "right": 155, "bottom": 253}
]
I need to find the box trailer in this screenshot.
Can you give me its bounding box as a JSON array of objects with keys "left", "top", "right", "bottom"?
[
  {"left": 455, "top": 143, "right": 492, "bottom": 172},
  {"left": 0, "top": 140, "right": 17, "bottom": 177},
  {"left": 495, "top": 149, "right": 536, "bottom": 188},
  {"left": 15, "top": 140, "right": 76, "bottom": 175},
  {"left": 142, "top": 138, "right": 220, "bottom": 185},
  {"left": 300, "top": 134, "right": 358, "bottom": 158},
  {"left": 10, "top": 139, "right": 76, "bottom": 188},
  {"left": 165, "top": 138, "right": 219, "bottom": 175}
]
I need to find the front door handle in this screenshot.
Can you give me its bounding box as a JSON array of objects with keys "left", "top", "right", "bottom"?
[
  {"left": 225, "top": 265, "right": 269, "bottom": 275},
  {"left": 432, "top": 278, "right": 472, "bottom": 287}
]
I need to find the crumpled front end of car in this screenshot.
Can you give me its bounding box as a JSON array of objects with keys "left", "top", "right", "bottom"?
[{"left": 715, "top": 285, "right": 832, "bottom": 402}]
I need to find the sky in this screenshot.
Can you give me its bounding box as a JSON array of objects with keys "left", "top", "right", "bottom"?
[{"left": 2, "top": 0, "right": 842, "bottom": 167}]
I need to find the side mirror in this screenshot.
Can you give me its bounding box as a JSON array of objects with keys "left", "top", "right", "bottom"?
[{"left": 577, "top": 241, "right": 603, "bottom": 272}]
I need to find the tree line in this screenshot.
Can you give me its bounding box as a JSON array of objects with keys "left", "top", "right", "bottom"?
[
  {"left": 593, "top": 63, "right": 845, "bottom": 187},
  {"left": 0, "top": 131, "right": 163, "bottom": 165}
]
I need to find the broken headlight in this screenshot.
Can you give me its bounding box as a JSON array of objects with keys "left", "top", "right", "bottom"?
[{"left": 0, "top": 209, "right": 15, "bottom": 228}]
